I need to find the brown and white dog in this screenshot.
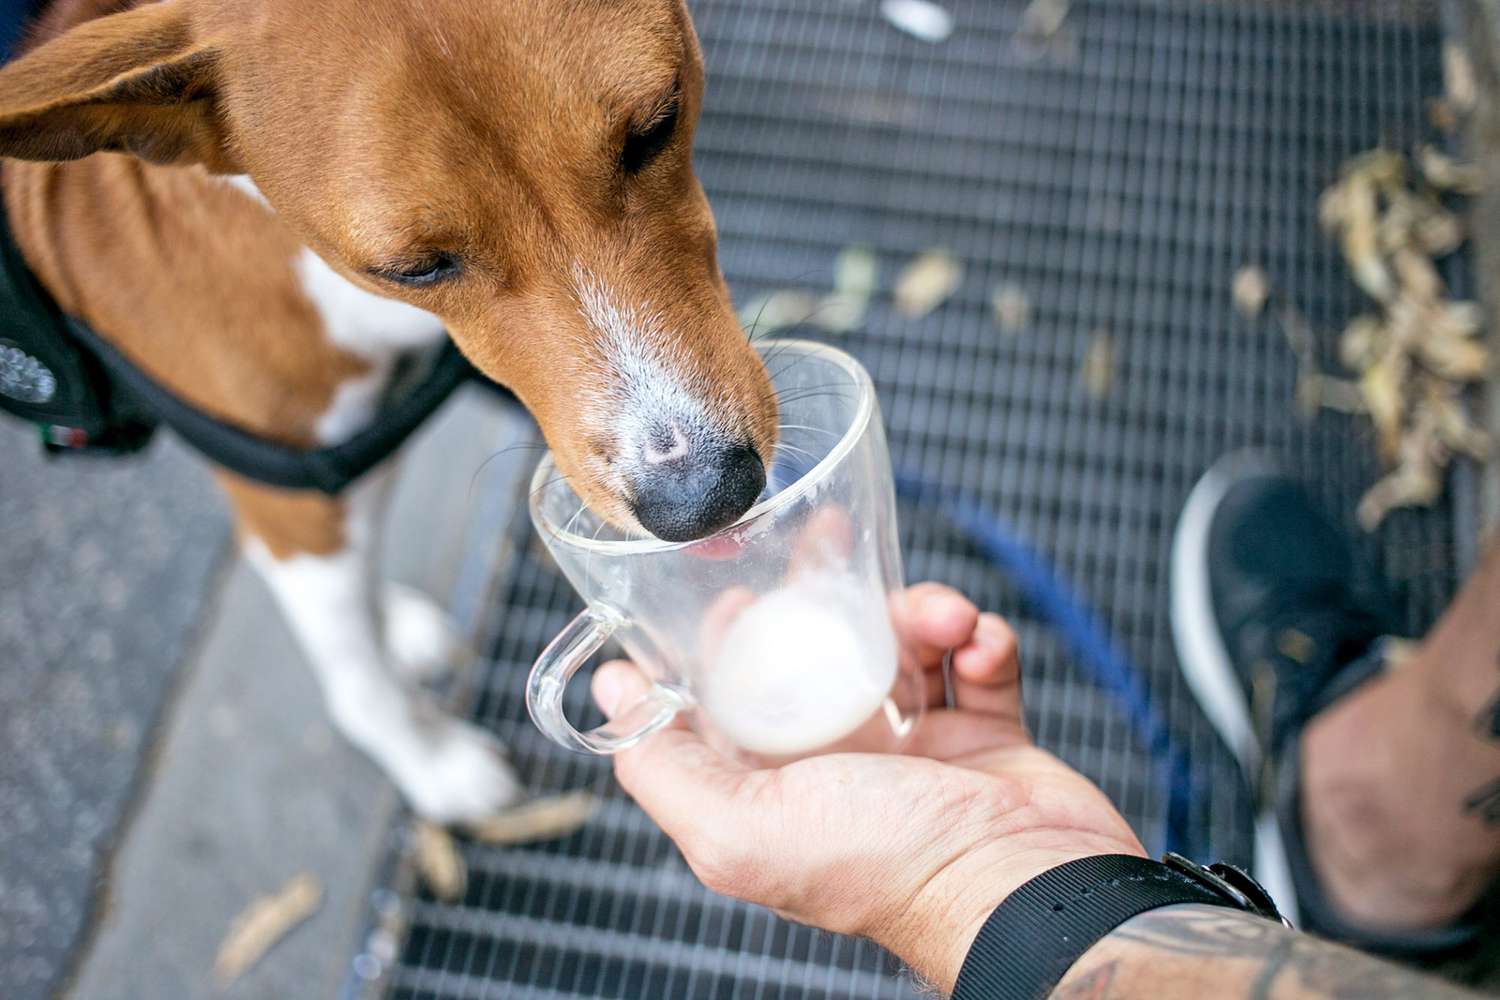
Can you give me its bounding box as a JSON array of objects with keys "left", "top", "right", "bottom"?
[{"left": 0, "top": 0, "right": 778, "bottom": 821}]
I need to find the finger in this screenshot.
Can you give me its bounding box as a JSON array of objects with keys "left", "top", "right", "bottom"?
[
  {"left": 950, "top": 614, "right": 1019, "bottom": 685},
  {"left": 699, "top": 587, "right": 757, "bottom": 659},
  {"left": 786, "top": 505, "right": 854, "bottom": 579},
  {"left": 892, "top": 583, "right": 980, "bottom": 669},
  {"left": 591, "top": 661, "right": 751, "bottom": 842},
  {"left": 948, "top": 614, "right": 1023, "bottom": 718},
  {"left": 592, "top": 659, "right": 692, "bottom": 734},
  {"left": 923, "top": 656, "right": 950, "bottom": 708}
]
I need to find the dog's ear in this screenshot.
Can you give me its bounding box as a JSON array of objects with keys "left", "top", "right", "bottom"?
[{"left": 0, "top": 0, "right": 235, "bottom": 171}]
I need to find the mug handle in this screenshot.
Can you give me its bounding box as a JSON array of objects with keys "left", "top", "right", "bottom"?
[{"left": 526, "top": 605, "right": 687, "bottom": 754}]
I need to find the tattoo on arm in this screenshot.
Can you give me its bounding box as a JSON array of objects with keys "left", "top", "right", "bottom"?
[
  {"left": 1476, "top": 686, "right": 1500, "bottom": 743},
  {"left": 1466, "top": 684, "right": 1500, "bottom": 825},
  {"left": 1246, "top": 937, "right": 1293, "bottom": 1000},
  {"left": 1463, "top": 777, "right": 1500, "bottom": 826},
  {"left": 1077, "top": 904, "right": 1478, "bottom": 999},
  {"left": 1051, "top": 961, "right": 1118, "bottom": 999}
]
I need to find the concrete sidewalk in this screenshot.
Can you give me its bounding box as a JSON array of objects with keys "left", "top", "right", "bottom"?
[
  {"left": 2, "top": 387, "right": 529, "bottom": 1000},
  {"left": 0, "top": 427, "right": 227, "bottom": 999}
]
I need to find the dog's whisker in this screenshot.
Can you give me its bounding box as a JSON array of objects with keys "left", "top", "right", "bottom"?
[
  {"left": 773, "top": 388, "right": 852, "bottom": 409},
  {"left": 766, "top": 340, "right": 847, "bottom": 385},
  {"left": 742, "top": 264, "right": 852, "bottom": 347},
  {"left": 560, "top": 499, "right": 589, "bottom": 540},
  {"left": 773, "top": 441, "right": 821, "bottom": 463},
  {"left": 529, "top": 473, "right": 573, "bottom": 503},
  {"left": 776, "top": 422, "right": 840, "bottom": 437},
  {"left": 582, "top": 516, "right": 611, "bottom": 585},
  {"left": 467, "top": 438, "right": 548, "bottom": 501}
]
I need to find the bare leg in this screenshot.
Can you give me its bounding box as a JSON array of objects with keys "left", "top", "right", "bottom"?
[{"left": 1302, "top": 533, "right": 1500, "bottom": 929}]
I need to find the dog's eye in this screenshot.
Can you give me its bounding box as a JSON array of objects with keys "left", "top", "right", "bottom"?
[
  {"left": 621, "top": 99, "right": 680, "bottom": 174},
  {"left": 374, "top": 253, "right": 461, "bottom": 288}
]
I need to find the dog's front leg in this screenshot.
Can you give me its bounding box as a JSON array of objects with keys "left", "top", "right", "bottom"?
[{"left": 221, "top": 468, "right": 522, "bottom": 824}]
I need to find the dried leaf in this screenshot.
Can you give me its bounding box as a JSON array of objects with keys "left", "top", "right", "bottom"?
[
  {"left": 465, "top": 791, "right": 599, "bottom": 845},
  {"left": 990, "top": 282, "right": 1032, "bottom": 332},
  {"left": 1444, "top": 41, "right": 1477, "bottom": 114},
  {"left": 893, "top": 249, "right": 962, "bottom": 318},
  {"left": 1357, "top": 461, "right": 1442, "bottom": 530},
  {"left": 1287, "top": 144, "right": 1487, "bottom": 530},
  {"left": 1276, "top": 628, "right": 1317, "bottom": 663},
  {"left": 1417, "top": 332, "right": 1489, "bottom": 381},
  {"left": 1080, "top": 332, "right": 1114, "bottom": 398},
  {"left": 834, "top": 244, "right": 878, "bottom": 297},
  {"left": 1340, "top": 173, "right": 1393, "bottom": 303},
  {"left": 815, "top": 245, "right": 879, "bottom": 334},
  {"left": 1357, "top": 409, "right": 1446, "bottom": 531},
  {"left": 1378, "top": 189, "right": 1461, "bottom": 257},
  {"left": 1413, "top": 209, "right": 1464, "bottom": 258},
  {"left": 1428, "top": 97, "right": 1460, "bottom": 134},
  {"left": 1338, "top": 315, "right": 1386, "bottom": 373},
  {"left": 1391, "top": 250, "right": 1443, "bottom": 304},
  {"left": 1423, "top": 382, "right": 1491, "bottom": 459},
  {"left": 214, "top": 873, "right": 323, "bottom": 986},
  {"left": 1231, "top": 265, "right": 1270, "bottom": 319},
  {"left": 1360, "top": 351, "right": 1408, "bottom": 462},
  {"left": 738, "top": 290, "right": 818, "bottom": 335},
  {"left": 1434, "top": 301, "right": 1483, "bottom": 339},
  {"left": 813, "top": 294, "right": 864, "bottom": 334},
  {"left": 1315, "top": 376, "right": 1367, "bottom": 414},
  {"left": 414, "top": 822, "right": 467, "bottom": 903},
  {"left": 1318, "top": 182, "right": 1348, "bottom": 234},
  {"left": 880, "top": 0, "right": 954, "bottom": 43},
  {"left": 1385, "top": 294, "right": 1424, "bottom": 348},
  {"left": 1295, "top": 372, "right": 1323, "bottom": 421},
  {"left": 1341, "top": 148, "right": 1405, "bottom": 188},
  {"left": 1018, "top": 0, "right": 1071, "bottom": 39},
  {"left": 1299, "top": 373, "right": 1367, "bottom": 419},
  {"left": 1417, "top": 145, "right": 1482, "bottom": 195}
]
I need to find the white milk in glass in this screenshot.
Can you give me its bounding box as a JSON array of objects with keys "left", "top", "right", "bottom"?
[{"left": 699, "top": 571, "right": 897, "bottom": 756}]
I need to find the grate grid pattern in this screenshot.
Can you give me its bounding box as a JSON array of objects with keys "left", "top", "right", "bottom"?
[{"left": 377, "top": 2, "right": 1476, "bottom": 997}]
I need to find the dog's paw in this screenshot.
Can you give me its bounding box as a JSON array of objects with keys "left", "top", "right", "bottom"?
[
  {"left": 384, "top": 583, "right": 466, "bottom": 681},
  {"left": 399, "top": 719, "right": 525, "bottom": 824}
]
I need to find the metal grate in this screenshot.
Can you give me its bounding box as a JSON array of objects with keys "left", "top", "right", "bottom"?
[{"left": 371, "top": 2, "right": 1477, "bottom": 997}]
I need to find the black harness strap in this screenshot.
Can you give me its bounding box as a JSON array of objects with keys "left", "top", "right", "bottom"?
[
  {"left": 0, "top": 158, "right": 517, "bottom": 493},
  {"left": 64, "top": 318, "right": 500, "bottom": 495}
]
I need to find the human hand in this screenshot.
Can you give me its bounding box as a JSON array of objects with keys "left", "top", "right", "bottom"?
[{"left": 591, "top": 582, "right": 1145, "bottom": 993}]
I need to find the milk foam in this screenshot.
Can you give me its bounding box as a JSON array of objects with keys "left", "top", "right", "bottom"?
[{"left": 700, "top": 572, "right": 897, "bottom": 755}]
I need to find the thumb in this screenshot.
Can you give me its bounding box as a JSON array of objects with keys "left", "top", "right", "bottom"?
[
  {"left": 591, "top": 659, "right": 652, "bottom": 719},
  {"left": 591, "top": 660, "right": 751, "bottom": 845}
]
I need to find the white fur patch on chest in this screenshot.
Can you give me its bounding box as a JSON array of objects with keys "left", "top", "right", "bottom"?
[
  {"left": 223, "top": 175, "right": 448, "bottom": 445},
  {"left": 224, "top": 174, "right": 445, "bottom": 359},
  {"left": 223, "top": 174, "right": 272, "bottom": 210},
  {"left": 295, "top": 252, "right": 445, "bottom": 444},
  {"left": 314, "top": 365, "right": 393, "bottom": 445}
]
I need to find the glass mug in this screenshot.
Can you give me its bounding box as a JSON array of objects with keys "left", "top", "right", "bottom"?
[{"left": 526, "top": 339, "right": 922, "bottom": 762}]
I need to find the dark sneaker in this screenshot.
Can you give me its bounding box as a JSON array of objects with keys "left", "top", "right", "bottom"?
[
  {"left": 1173, "top": 453, "right": 1484, "bottom": 954},
  {"left": 1170, "top": 454, "right": 1391, "bottom": 924}
]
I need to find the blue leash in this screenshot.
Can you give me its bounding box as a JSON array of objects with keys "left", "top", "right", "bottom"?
[{"left": 896, "top": 471, "right": 1196, "bottom": 857}]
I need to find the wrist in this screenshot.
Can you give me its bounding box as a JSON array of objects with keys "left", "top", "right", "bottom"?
[{"left": 879, "top": 835, "right": 1147, "bottom": 994}]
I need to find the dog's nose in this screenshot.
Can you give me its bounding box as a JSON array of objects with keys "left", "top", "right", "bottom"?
[{"left": 628, "top": 429, "right": 765, "bottom": 542}]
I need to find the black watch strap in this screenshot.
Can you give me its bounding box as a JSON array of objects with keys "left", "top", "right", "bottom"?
[{"left": 952, "top": 854, "right": 1274, "bottom": 1000}]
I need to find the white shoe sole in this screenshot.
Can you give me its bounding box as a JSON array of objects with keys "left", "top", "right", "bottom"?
[{"left": 1170, "top": 452, "right": 1299, "bottom": 923}]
